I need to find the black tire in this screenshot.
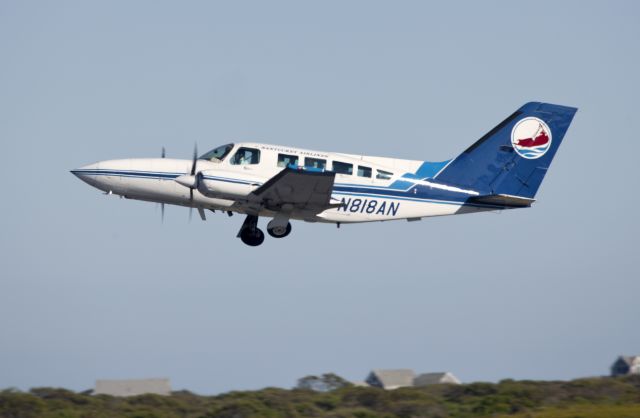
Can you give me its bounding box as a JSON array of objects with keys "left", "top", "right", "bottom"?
[
  {"left": 267, "top": 222, "right": 292, "bottom": 238},
  {"left": 240, "top": 228, "right": 265, "bottom": 246}
]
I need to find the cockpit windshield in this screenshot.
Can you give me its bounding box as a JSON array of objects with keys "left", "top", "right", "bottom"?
[{"left": 199, "top": 143, "right": 234, "bottom": 162}]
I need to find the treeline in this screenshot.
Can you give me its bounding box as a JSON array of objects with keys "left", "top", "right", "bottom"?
[{"left": 1, "top": 375, "right": 640, "bottom": 418}]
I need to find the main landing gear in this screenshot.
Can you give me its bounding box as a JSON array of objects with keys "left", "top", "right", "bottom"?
[
  {"left": 237, "top": 215, "right": 264, "bottom": 246},
  {"left": 237, "top": 214, "right": 292, "bottom": 246}
]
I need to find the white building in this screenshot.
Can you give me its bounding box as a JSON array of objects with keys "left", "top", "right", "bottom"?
[
  {"left": 414, "top": 372, "right": 461, "bottom": 386},
  {"left": 94, "top": 378, "right": 171, "bottom": 397},
  {"left": 611, "top": 356, "right": 640, "bottom": 377},
  {"left": 363, "top": 369, "right": 461, "bottom": 389}
]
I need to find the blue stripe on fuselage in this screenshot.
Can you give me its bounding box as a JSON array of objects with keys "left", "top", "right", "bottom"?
[
  {"left": 71, "top": 169, "right": 181, "bottom": 179},
  {"left": 73, "top": 169, "right": 506, "bottom": 209}
]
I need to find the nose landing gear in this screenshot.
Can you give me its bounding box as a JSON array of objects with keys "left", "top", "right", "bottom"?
[{"left": 267, "top": 219, "right": 292, "bottom": 238}]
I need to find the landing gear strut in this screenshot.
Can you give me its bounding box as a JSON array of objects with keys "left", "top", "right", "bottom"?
[{"left": 237, "top": 215, "right": 264, "bottom": 246}]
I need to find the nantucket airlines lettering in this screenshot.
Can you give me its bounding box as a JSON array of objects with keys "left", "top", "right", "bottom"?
[{"left": 338, "top": 197, "right": 400, "bottom": 216}]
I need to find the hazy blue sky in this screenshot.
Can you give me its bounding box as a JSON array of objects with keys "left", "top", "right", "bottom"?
[{"left": 1, "top": 1, "right": 639, "bottom": 394}]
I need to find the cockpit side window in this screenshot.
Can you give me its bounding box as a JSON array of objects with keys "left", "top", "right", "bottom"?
[
  {"left": 199, "top": 143, "right": 234, "bottom": 162},
  {"left": 230, "top": 147, "right": 261, "bottom": 165}
]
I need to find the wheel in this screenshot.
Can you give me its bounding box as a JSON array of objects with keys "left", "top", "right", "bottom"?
[
  {"left": 240, "top": 227, "right": 264, "bottom": 246},
  {"left": 267, "top": 221, "right": 292, "bottom": 238}
]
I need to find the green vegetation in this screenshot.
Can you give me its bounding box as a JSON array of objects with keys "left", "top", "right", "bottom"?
[{"left": 1, "top": 376, "right": 639, "bottom": 418}]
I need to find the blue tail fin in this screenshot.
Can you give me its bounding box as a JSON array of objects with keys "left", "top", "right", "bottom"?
[{"left": 434, "top": 102, "right": 577, "bottom": 199}]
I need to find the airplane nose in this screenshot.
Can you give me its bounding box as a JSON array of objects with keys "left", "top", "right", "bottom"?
[
  {"left": 71, "top": 159, "right": 134, "bottom": 194},
  {"left": 71, "top": 162, "right": 101, "bottom": 187}
]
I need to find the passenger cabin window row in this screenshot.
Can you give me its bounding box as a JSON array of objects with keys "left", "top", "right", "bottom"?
[
  {"left": 275, "top": 152, "right": 393, "bottom": 180},
  {"left": 199, "top": 146, "right": 394, "bottom": 181}
]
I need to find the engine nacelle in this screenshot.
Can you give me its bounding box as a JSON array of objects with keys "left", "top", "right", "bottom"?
[{"left": 196, "top": 169, "right": 261, "bottom": 199}]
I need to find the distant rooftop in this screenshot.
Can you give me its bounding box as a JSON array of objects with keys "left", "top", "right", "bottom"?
[
  {"left": 611, "top": 355, "right": 640, "bottom": 377},
  {"left": 414, "top": 372, "right": 461, "bottom": 386},
  {"left": 366, "top": 369, "right": 415, "bottom": 390},
  {"left": 94, "top": 378, "right": 171, "bottom": 397}
]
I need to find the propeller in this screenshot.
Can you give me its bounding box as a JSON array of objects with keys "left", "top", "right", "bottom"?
[
  {"left": 187, "top": 144, "right": 197, "bottom": 222},
  {"left": 174, "top": 144, "right": 207, "bottom": 222},
  {"left": 189, "top": 143, "right": 198, "bottom": 202},
  {"left": 158, "top": 146, "right": 205, "bottom": 223}
]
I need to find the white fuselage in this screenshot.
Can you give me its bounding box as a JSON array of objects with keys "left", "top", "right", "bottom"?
[{"left": 72, "top": 142, "right": 487, "bottom": 224}]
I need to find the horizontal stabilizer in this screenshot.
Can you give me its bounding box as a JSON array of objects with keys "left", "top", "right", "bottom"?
[{"left": 468, "top": 194, "right": 535, "bottom": 208}]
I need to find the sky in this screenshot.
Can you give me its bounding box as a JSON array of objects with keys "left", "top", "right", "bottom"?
[{"left": 1, "top": 0, "right": 639, "bottom": 394}]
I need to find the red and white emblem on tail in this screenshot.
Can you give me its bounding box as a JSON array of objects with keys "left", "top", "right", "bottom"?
[{"left": 511, "top": 117, "right": 552, "bottom": 159}]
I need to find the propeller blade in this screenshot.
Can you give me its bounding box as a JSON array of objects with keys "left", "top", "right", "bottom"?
[
  {"left": 161, "top": 203, "right": 165, "bottom": 223},
  {"left": 161, "top": 147, "right": 166, "bottom": 158},
  {"left": 185, "top": 144, "right": 198, "bottom": 221},
  {"left": 190, "top": 143, "right": 198, "bottom": 176}
]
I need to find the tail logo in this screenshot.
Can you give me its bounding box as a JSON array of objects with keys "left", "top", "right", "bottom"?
[{"left": 511, "top": 117, "right": 552, "bottom": 159}]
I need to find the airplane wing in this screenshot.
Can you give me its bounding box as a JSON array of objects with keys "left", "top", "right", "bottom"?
[{"left": 249, "top": 167, "right": 338, "bottom": 213}]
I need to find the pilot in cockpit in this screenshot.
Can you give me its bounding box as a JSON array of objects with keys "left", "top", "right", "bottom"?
[{"left": 236, "top": 152, "right": 247, "bottom": 165}]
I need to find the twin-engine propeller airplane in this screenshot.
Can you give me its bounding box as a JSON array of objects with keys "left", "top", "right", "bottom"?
[{"left": 72, "top": 102, "right": 576, "bottom": 246}]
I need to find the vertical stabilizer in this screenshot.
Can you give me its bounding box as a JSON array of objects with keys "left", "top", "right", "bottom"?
[{"left": 435, "top": 102, "right": 577, "bottom": 198}]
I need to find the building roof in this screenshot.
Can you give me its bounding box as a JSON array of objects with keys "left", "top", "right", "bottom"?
[
  {"left": 94, "top": 378, "right": 171, "bottom": 397},
  {"left": 414, "top": 372, "right": 461, "bottom": 386},
  {"left": 618, "top": 356, "right": 640, "bottom": 366},
  {"left": 367, "top": 369, "right": 415, "bottom": 389}
]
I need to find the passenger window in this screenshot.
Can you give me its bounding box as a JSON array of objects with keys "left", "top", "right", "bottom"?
[
  {"left": 278, "top": 153, "right": 299, "bottom": 168},
  {"left": 230, "top": 147, "right": 260, "bottom": 165},
  {"left": 376, "top": 169, "right": 393, "bottom": 180},
  {"left": 332, "top": 161, "right": 353, "bottom": 175},
  {"left": 357, "top": 166, "right": 372, "bottom": 178},
  {"left": 305, "top": 157, "right": 326, "bottom": 170}
]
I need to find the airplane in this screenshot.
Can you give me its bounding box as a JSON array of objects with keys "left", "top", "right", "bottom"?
[{"left": 71, "top": 102, "right": 576, "bottom": 246}]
